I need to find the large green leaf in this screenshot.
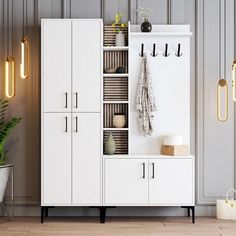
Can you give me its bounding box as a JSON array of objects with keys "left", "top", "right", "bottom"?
[{"left": 0, "top": 99, "right": 22, "bottom": 165}]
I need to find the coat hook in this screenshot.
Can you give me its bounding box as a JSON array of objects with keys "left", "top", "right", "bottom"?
[
  {"left": 150, "top": 43, "right": 158, "bottom": 57},
  {"left": 139, "top": 43, "right": 144, "bottom": 57},
  {"left": 175, "top": 43, "right": 183, "bottom": 57},
  {"left": 163, "top": 43, "right": 170, "bottom": 57}
]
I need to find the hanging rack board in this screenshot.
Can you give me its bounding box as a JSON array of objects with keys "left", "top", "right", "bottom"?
[{"left": 129, "top": 25, "right": 192, "bottom": 155}]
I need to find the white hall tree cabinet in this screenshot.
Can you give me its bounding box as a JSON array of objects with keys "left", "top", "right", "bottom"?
[
  {"left": 41, "top": 19, "right": 102, "bottom": 223},
  {"left": 42, "top": 21, "right": 195, "bottom": 224}
]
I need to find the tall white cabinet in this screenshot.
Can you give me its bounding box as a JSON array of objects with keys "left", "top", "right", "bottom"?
[
  {"left": 41, "top": 19, "right": 102, "bottom": 209},
  {"left": 41, "top": 21, "right": 195, "bottom": 224}
]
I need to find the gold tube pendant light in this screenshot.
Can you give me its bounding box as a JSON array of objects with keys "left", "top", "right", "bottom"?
[
  {"left": 216, "top": 1, "right": 228, "bottom": 122},
  {"left": 4, "top": 0, "right": 15, "bottom": 98},
  {"left": 20, "top": 35, "right": 30, "bottom": 79},
  {"left": 5, "top": 56, "right": 15, "bottom": 98},
  {"left": 217, "top": 79, "right": 228, "bottom": 122},
  {"left": 232, "top": 60, "right": 236, "bottom": 101},
  {"left": 20, "top": 0, "right": 30, "bottom": 79}
]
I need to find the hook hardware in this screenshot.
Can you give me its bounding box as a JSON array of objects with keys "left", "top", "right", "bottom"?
[
  {"left": 150, "top": 43, "right": 158, "bottom": 57},
  {"left": 175, "top": 43, "right": 183, "bottom": 57},
  {"left": 163, "top": 43, "right": 170, "bottom": 57},
  {"left": 139, "top": 43, "right": 144, "bottom": 57}
]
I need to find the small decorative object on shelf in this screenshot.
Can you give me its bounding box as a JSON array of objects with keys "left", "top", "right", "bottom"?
[
  {"left": 115, "top": 31, "right": 125, "bottom": 47},
  {"left": 137, "top": 7, "right": 154, "bottom": 32},
  {"left": 105, "top": 132, "right": 116, "bottom": 155},
  {"left": 113, "top": 113, "right": 126, "bottom": 128},
  {"left": 105, "top": 67, "right": 117, "bottom": 73},
  {"left": 116, "top": 66, "right": 125, "bottom": 73},
  {"left": 112, "top": 13, "right": 127, "bottom": 47},
  {"left": 161, "top": 145, "right": 189, "bottom": 156}
]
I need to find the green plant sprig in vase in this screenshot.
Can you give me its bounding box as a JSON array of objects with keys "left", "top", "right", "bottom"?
[{"left": 0, "top": 99, "right": 22, "bottom": 166}]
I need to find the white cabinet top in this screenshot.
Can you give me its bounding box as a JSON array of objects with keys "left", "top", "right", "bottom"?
[{"left": 103, "top": 155, "right": 194, "bottom": 159}]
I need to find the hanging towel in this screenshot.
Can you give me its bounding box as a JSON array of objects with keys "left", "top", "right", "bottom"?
[{"left": 136, "top": 53, "right": 157, "bottom": 136}]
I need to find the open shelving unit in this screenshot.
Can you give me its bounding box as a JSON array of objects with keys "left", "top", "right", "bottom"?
[{"left": 103, "top": 23, "right": 130, "bottom": 155}]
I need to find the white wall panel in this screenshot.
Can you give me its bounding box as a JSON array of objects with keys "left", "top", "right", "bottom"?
[{"left": 0, "top": 0, "right": 234, "bottom": 211}]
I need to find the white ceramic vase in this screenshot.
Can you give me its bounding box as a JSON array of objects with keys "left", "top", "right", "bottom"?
[
  {"left": 115, "top": 31, "right": 125, "bottom": 47},
  {"left": 105, "top": 133, "right": 116, "bottom": 155},
  {"left": 0, "top": 165, "right": 11, "bottom": 204}
]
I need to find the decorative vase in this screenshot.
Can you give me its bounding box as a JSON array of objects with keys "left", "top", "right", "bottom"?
[
  {"left": 0, "top": 165, "right": 11, "bottom": 204},
  {"left": 115, "top": 31, "right": 125, "bottom": 46},
  {"left": 141, "top": 19, "right": 152, "bottom": 32},
  {"left": 113, "top": 114, "right": 126, "bottom": 128},
  {"left": 105, "top": 133, "right": 116, "bottom": 155},
  {"left": 116, "top": 66, "right": 125, "bottom": 73}
]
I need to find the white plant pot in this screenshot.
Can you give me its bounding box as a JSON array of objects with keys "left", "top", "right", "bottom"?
[
  {"left": 0, "top": 165, "right": 11, "bottom": 204},
  {"left": 115, "top": 31, "right": 125, "bottom": 47}
]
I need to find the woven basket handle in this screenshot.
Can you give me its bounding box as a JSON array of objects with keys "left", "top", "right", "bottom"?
[{"left": 226, "top": 188, "right": 236, "bottom": 200}]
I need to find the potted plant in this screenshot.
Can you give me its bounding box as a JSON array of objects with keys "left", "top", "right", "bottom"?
[
  {"left": 112, "top": 13, "right": 127, "bottom": 46},
  {"left": 0, "top": 99, "right": 21, "bottom": 209},
  {"left": 137, "top": 7, "right": 154, "bottom": 32}
]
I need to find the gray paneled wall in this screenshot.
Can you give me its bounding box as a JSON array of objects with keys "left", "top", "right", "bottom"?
[
  {"left": 0, "top": 0, "right": 234, "bottom": 212},
  {"left": 197, "top": 0, "right": 235, "bottom": 204}
]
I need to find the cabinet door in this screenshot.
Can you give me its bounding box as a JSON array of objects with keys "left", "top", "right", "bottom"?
[
  {"left": 72, "top": 113, "right": 101, "bottom": 204},
  {"left": 42, "top": 20, "right": 71, "bottom": 112},
  {"left": 149, "top": 159, "right": 194, "bottom": 205},
  {"left": 72, "top": 20, "right": 102, "bottom": 112},
  {"left": 104, "top": 159, "right": 148, "bottom": 205},
  {"left": 42, "top": 113, "right": 71, "bottom": 205}
]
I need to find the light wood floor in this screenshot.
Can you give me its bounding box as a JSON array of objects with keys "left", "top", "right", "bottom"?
[{"left": 0, "top": 217, "right": 236, "bottom": 236}]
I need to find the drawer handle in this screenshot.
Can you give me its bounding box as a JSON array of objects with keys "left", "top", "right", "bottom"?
[
  {"left": 142, "top": 162, "right": 145, "bottom": 179},
  {"left": 152, "top": 162, "right": 155, "bottom": 179},
  {"left": 65, "top": 116, "right": 68, "bottom": 132},
  {"left": 65, "top": 92, "right": 68, "bottom": 108},
  {"left": 75, "top": 92, "right": 78, "bottom": 109},
  {"left": 75, "top": 116, "right": 78, "bottom": 133}
]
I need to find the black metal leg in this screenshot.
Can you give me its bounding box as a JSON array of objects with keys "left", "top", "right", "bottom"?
[
  {"left": 45, "top": 207, "right": 49, "bottom": 217},
  {"left": 191, "top": 206, "right": 195, "bottom": 224},
  {"left": 99, "top": 207, "right": 106, "bottom": 223},
  {"left": 41, "top": 207, "right": 45, "bottom": 223},
  {"left": 187, "top": 207, "right": 190, "bottom": 217},
  {"left": 181, "top": 206, "right": 195, "bottom": 223}
]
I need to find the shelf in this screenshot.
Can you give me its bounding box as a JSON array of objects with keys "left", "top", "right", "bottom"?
[
  {"left": 103, "top": 46, "right": 129, "bottom": 51},
  {"left": 103, "top": 128, "right": 129, "bottom": 131},
  {"left": 103, "top": 101, "right": 129, "bottom": 104},
  {"left": 103, "top": 73, "right": 129, "bottom": 77},
  {"left": 103, "top": 130, "right": 128, "bottom": 155},
  {"left": 130, "top": 32, "right": 192, "bottom": 38}
]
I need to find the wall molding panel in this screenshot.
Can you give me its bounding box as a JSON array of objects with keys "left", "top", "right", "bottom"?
[
  {"left": 196, "top": 0, "right": 235, "bottom": 205},
  {"left": 0, "top": 0, "right": 234, "bottom": 211}
]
